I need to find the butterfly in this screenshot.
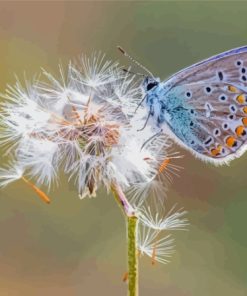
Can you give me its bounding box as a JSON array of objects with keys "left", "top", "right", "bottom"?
[{"left": 119, "top": 46, "right": 247, "bottom": 164}]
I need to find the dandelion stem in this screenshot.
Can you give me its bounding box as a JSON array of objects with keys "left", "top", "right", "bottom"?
[
  {"left": 111, "top": 182, "right": 135, "bottom": 217},
  {"left": 127, "top": 215, "right": 138, "bottom": 296},
  {"left": 111, "top": 182, "right": 138, "bottom": 296}
]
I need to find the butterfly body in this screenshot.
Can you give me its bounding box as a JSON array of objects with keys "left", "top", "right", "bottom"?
[{"left": 142, "top": 46, "right": 247, "bottom": 164}]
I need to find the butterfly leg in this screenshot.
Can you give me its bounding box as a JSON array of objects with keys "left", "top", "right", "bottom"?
[{"left": 140, "top": 129, "right": 163, "bottom": 150}]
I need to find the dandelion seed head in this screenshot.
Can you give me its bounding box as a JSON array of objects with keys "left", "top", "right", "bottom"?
[
  {"left": 0, "top": 51, "right": 187, "bottom": 267},
  {"left": 0, "top": 52, "right": 182, "bottom": 204},
  {"left": 0, "top": 53, "right": 145, "bottom": 197}
]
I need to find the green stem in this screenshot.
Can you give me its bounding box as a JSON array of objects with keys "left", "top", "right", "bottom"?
[
  {"left": 111, "top": 182, "right": 139, "bottom": 296},
  {"left": 127, "top": 215, "right": 138, "bottom": 296}
]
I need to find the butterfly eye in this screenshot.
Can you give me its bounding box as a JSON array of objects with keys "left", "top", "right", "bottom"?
[{"left": 146, "top": 82, "right": 158, "bottom": 91}]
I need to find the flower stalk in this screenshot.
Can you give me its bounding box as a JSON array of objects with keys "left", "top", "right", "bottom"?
[
  {"left": 127, "top": 215, "right": 138, "bottom": 296},
  {"left": 111, "top": 182, "right": 136, "bottom": 217},
  {"left": 111, "top": 183, "right": 138, "bottom": 296}
]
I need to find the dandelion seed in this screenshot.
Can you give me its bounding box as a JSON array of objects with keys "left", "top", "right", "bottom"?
[
  {"left": 139, "top": 205, "right": 189, "bottom": 231},
  {"left": 137, "top": 224, "right": 175, "bottom": 264},
  {"left": 0, "top": 165, "right": 23, "bottom": 187}
]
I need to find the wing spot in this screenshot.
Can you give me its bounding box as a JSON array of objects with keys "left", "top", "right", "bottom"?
[
  {"left": 214, "top": 129, "right": 221, "bottom": 136},
  {"left": 236, "top": 94, "right": 246, "bottom": 104},
  {"left": 228, "top": 85, "right": 239, "bottom": 93},
  {"left": 226, "top": 136, "right": 237, "bottom": 147},
  {"left": 236, "top": 60, "right": 242, "bottom": 66},
  {"left": 211, "top": 145, "right": 222, "bottom": 157},
  {"left": 190, "top": 109, "right": 195, "bottom": 114},
  {"left": 242, "top": 117, "right": 247, "bottom": 126},
  {"left": 218, "top": 71, "right": 223, "bottom": 81},
  {"left": 243, "top": 106, "right": 247, "bottom": 113},
  {"left": 222, "top": 123, "right": 229, "bottom": 130},
  {"left": 235, "top": 126, "right": 246, "bottom": 136},
  {"left": 229, "top": 104, "right": 237, "bottom": 113},
  {"left": 228, "top": 114, "right": 235, "bottom": 120},
  {"left": 190, "top": 140, "right": 195, "bottom": 145},
  {"left": 190, "top": 121, "right": 194, "bottom": 127},
  {"left": 242, "top": 75, "right": 247, "bottom": 82},
  {"left": 186, "top": 91, "right": 192, "bottom": 98},
  {"left": 204, "top": 137, "right": 213, "bottom": 146},
  {"left": 219, "top": 94, "right": 227, "bottom": 101},
  {"left": 241, "top": 68, "right": 246, "bottom": 73},
  {"left": 205, "top": 86, "right": 212, "bottom": 94}
]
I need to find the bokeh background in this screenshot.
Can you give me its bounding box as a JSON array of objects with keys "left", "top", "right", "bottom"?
[{"left": 0, "top": 1, "right": 247, "bottom": 295}]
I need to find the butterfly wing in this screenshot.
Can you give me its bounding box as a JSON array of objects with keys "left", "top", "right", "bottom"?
[{"left": 161, "top": 46, "right": 247, "bottom": 164}]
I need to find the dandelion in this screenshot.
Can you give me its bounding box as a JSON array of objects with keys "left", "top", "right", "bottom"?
[{"left": 0, "top": 53, "right": 187, "bottom": 296}]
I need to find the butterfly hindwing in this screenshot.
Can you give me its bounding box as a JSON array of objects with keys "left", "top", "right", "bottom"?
[{"left": 160, "top": 46, "right": 247, "bottom": 163}]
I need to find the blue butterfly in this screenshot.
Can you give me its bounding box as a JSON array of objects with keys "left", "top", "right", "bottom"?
[{"left": 119, "top": 46, "right": 247, "bottom": 164}]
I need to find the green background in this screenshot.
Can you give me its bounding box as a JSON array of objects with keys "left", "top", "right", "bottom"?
[{"left": 0, "top": 1, "right": 246, "bottom": 295}]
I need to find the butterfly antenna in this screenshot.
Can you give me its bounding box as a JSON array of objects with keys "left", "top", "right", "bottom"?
[
  {"left": 117, "top": 46, "right": 155, "bottom": 78},
  {"left": 122, "top": 68, "right": 145, "bottom": 77}
]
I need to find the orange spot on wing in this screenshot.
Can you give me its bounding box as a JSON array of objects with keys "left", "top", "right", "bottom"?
[
  {"left": 243, "top": 107, "right": 247, "bottom": 114},
  {"left": 228, "top": 85, "right": 239, "bottom": 93},
  {"left": 226, "top": 136, "right": 237, "bottom": 147},
  {"left": 242, "top": 117, "right": 247, "bottom": 126},
  {"left": 158, "top": 158, "right": 170, "bottom": 173},
  {"left": 236, "top": 94, "right": 246, "bottom": 104},
  {"left": 211, "top": 145, "right": 222, "bottom": 156},
  {"left": 235, "top": 125, "right": 246, "bottom": 136},
  {"left": 21, "top": 177, "right": 51, "bottom": 204}
]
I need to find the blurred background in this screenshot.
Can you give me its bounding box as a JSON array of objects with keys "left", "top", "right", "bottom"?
[{"left": 0, "top": 1, "right": 246, "bottom": 295}]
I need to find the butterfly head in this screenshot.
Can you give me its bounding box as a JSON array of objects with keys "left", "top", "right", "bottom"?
[{"left": 142, "top": 76, "right": 160, "bottom": 92}]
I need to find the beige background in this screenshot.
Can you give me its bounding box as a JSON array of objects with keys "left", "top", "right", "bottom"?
[{"left": 0, "top": 2, "right": 246, "bottom": 296}]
